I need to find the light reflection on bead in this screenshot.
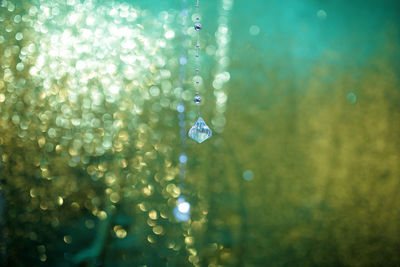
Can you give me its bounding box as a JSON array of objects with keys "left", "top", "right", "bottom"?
[
  {"left": 194, "top": 93, "right": 202, "bottom": 104},
  {"left": 194, "top": 23, "right": 202, "bottom": 31}
]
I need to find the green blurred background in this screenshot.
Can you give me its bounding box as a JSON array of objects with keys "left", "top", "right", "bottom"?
[{"left": 1, "top": 0, "right": 400, "bottom": 266}]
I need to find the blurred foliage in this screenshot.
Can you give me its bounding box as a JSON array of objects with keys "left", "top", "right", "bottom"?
[{"left": 1, "top": 0, "right": 400, "bottom": 266}]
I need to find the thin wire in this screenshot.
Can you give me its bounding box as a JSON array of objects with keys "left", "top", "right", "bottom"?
[
  {"left": 194, "top": 0, "right": 200, "bottom": 109},
  {"left": 196, "top": 32, "right": 200, "bottom": 59},
  {"left": 195, "top": 30, "right": 200, "bottom": 96}
]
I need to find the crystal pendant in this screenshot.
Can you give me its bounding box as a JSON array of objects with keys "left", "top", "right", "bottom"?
[{"left": 188, "top": 117, "right": 212, "bottom": 143}]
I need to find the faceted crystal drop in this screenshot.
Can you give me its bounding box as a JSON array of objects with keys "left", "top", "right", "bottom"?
[{"left": 188, "top": 117, "right": 212, "bottom": 143}]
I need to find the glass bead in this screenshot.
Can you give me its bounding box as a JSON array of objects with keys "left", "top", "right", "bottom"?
[
  {"left": 194, "top": 95, "right": 201, "bottom": 104},
  {"left": 194, "top": 23, "right": 202, "bottom": 31}
]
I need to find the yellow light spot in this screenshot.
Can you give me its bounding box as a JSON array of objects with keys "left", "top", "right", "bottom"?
[
  {"left": 110, "top": 192, "right": 120, "bottom": 203},
  {"left": 152, "top": 225, "right": 164, "bottom": 235},
  {"left": 166, "top": 184, "right": 180, "bottom": 198},
  {"left": 185, "top": 236, "right": 194, "bottom": 246},
  {"left": 160, "top": 212, "right": 168, "bottom": 219},
  {"left": 149, "top": 210, "right": 158, "bottom": 220},
  {"left": 63, "top": 235, "right": 72, "bottom": 244},
  {"left": 105, "top": 173, "right": 116, "bottom": 185},
  {"left": 187, "top": 248, "right": 197, "bottom": 256},
  {"left": 40, "top": 254, "right": 47, "bottom": 262},
  {"left": 143, "top": 187, "right": 151, "bottom": 196},
  {"left": 30, "top": 188, "right": 37, "bottom": 198},
  {"left": 97, "top": 211, "right": 107, "bottom": 220},
  {"left": 120, "top": 158, "right": 127, "bottom": 168},
  {"left": 147, "top": 235, "right": 156, "bottom": 243},
  {"left": 113, "top": 225, "right": 127, "bottom": 239},
  {"left": 57, "top": 196, "right": 63, "bottom": 206},
  {"left": 71, "top": 202, "right": 80, "bottom": 210},
  {"left": 138, "top": 203, "right": 147, "bottom": 212},
  {"left": 147, "top": 218, "right": 156, "bottom": 227}
]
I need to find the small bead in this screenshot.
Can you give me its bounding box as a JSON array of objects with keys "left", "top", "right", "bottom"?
[
  {"left": 196, "top": 44, "right": 199, "bottom": 48},
  {"left": 194, "top": 95, "right": 202, "bottom": 104},
  {"left": 195, "top": 68, "right": 199, "bottom": 72},
  {"left": 194, "top": 23, "right": 202, "bottom": 31}
]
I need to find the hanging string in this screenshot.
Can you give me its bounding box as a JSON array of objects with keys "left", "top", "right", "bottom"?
[
  {"left": 187, "top": 0, "right": 212, "bottom": 144},
  {"left": 193, "top": 0, "right": 202, "bottom": 115},
  {"left": 194, "top": 13, "right": 201, "bottom": 109}
]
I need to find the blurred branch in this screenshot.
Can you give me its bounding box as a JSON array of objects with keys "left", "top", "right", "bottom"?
[{"left": 72, "top": 205, "right": 115, "bottom": 266}]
